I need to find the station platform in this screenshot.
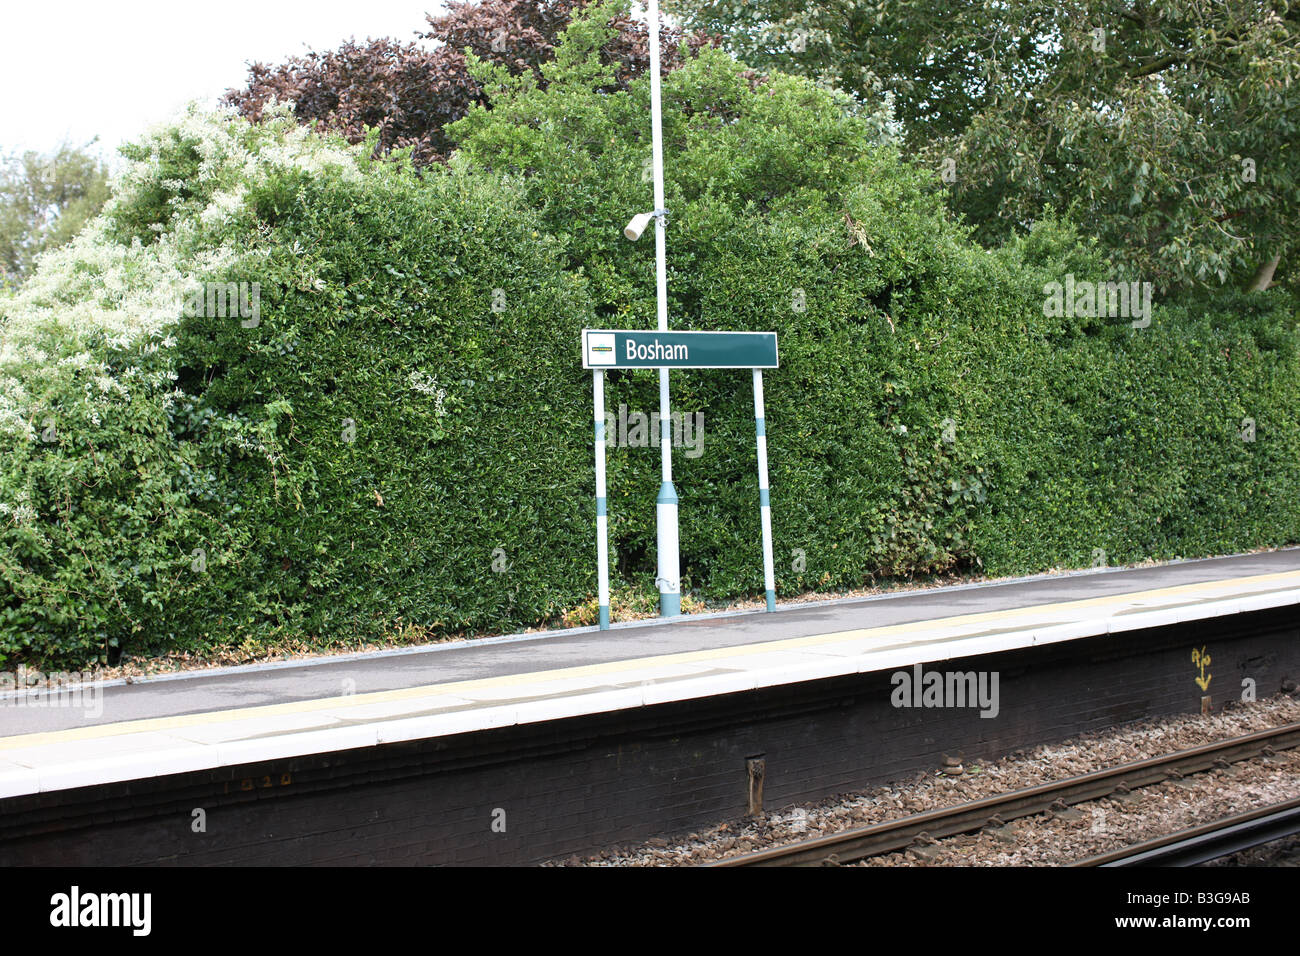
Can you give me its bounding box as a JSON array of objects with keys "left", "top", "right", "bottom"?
[{"left": 3, "top": 549, "right": 1300, "bottom": 801}]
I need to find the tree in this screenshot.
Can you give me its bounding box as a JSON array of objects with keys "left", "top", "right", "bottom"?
[
  {"left": 223, "top": 0, "right": 714, "bottom": 166},
  {"left": 0, "top": 141, "right": 110, "bottom": 286},
  {"left": 666, "top": 0, "right": 1300, "bottom": 294}
]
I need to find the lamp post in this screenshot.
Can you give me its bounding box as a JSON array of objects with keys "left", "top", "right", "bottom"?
[{"left": 624, "top": 0, "right": 680, "bottom": 619}]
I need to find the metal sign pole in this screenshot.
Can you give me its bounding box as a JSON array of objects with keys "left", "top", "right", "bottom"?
[
  {"left": 753, "top": 368, "right": 776, "bottom": 612},
  {"left": 594, "top": 369, "right": 611, "bottom": 630},
  {"left": 647, "top": 0, "right": 680, "bottom": 619}
]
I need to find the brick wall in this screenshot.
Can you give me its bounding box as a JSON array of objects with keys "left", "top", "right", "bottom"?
[{"left": 1, "top": 607, "right": 1296, "bottom": 865}]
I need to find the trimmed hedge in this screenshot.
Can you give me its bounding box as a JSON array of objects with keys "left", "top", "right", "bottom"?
[
  {"left": 1, "top": 112, "right": 601, "bottom": 664},
  {"left": 1, "top": 29, "right": 1297, "bottom": 668}
]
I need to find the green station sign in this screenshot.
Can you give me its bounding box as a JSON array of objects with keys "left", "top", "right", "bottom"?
[{"left": 582, "top": 329, "right": 779, "bottom": 369}]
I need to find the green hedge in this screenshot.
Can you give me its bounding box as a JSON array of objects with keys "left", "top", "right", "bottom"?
[{"left": 1, "top": 32, "right": 1297, "bottom": 669}]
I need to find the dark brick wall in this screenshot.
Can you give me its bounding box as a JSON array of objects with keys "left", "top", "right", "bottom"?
[{"left": 2, "top": 607, "right": 1296, "bottom": 866}]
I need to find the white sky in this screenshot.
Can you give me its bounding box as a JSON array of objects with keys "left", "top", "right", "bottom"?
[{"left": 0, "top": 1, "right": 447, "bottom": 163}]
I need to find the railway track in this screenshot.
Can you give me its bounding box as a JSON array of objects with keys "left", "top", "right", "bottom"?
[
  {"left": 708, "top": 721, "right": 1300, "bottom": 867},
  {"left": 1072, "top": 796, "right": 1300, "bottom": 866}
]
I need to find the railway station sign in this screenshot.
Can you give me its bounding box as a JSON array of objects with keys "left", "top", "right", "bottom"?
[
  {"left": 584, "top": 327, "right": 780, "bottom": 629},
  {"left": 583, "top": 329, "right": 778, "bottom": 369}
]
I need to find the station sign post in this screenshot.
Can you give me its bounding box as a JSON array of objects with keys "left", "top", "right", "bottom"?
[{"left": 583, "top": 329, "right": 779, "bottom": 629}]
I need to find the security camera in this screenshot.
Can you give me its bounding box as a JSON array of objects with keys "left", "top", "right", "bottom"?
[{"left": 624, "top": 211, "right": 655, "bottom": 241}]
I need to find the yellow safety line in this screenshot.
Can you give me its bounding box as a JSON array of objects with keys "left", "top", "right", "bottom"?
[{"left": 3, "top": 570, "right": 1298, "bottom": 753}]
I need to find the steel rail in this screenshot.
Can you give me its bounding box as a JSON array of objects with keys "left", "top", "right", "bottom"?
[
  {"left": 1072, "top": 796, "right": 1300, "bottom": 867},
  {"left": 708, "top": 720, "right": 1300, "bottom": 867}
]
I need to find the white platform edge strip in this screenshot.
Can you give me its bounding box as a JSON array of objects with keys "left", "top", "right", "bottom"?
[{"left": 1, "top": 585, "right": 1298, "bottom": 799}]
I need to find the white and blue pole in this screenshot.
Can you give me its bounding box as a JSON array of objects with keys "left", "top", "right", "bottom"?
[
  {"left": 648, "top": 0, "right": 681, "bottom": 618},
  {"left": 753, "top": 368, "right": 776, "bottom": 611},
  {"left": 594, "top": 369, "right": 611, "bottom": 629}
]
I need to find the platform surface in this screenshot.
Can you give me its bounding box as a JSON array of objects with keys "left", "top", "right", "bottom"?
[{"left": 2, "top": 549, "right": 1299, "bottom": 798}]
